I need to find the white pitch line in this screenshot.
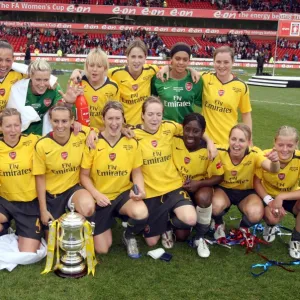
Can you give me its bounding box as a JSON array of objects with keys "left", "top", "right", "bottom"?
[{"left": 251, "top": 99, "right": 300, "bottom": 106}]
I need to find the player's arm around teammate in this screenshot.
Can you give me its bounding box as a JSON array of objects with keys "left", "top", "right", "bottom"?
[
  {"left": 0, "top": 108, "right": 41, "bottom": 252},
  {"left": 33, "top": 103, "right": 95, "bottom": 231},
  {"left": 212, "top": 124, "right": 280, "bottom": 240},
  {"left": 0, "top": 41, "right": 24, "bottom": 112},
  {"left": 172, "top": 113, "right": 224, "bottom": 257},
  {"left": 80, "top": 101, "right": 148, "bottom": 258},
  {"left": 201, "top": 46, "right": 252, "bottom": 145},
  {"left": 254, "top": 126, "right": 300, "bottom": 259},
  {"left": 133, "top": 96, "right": 197, "bottom": 249}
]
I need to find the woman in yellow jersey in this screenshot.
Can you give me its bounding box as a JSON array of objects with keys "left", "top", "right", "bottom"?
[
  {"left": 212, "top": 124, "right": 280, "bottom": 241},
  {"left": 201, "top": 46, "right": 252, "bottom": 145},
  {"left": 33, "top": 103, "right": 95, "bottom": 228},
  {"left": 0, "top": 41, "right": 23, "bottom": 112},
  {"left": 82, "top": 48, "right": 120, "bottom": 130},
  {"left": 172, "top": 113, "right": 224, "bottom": 257},
  {"left": 80, "top": 101, "right": 148, "bottom": 259},
  {"left": 254, "top": 126, "right": 300, "bottom": 259},
  {"left": 0, "top": 108, "right": 41, "bottom": 252},
  {"left": 133, "top": 96, "right": 197, "bottom": 249},
  {"left": 72, "top": 40, "right": 199, "bottom": 126}
]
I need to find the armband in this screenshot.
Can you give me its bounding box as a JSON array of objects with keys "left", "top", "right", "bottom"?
[{"left": 263, "top": 195, "right": 274, "bottom": 205}]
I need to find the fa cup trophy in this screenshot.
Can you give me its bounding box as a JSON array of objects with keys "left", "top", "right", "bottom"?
[{"left": 42, "top": 204, "right": 97, "bottom": 278}]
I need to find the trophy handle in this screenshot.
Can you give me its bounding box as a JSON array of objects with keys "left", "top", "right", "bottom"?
[
  {"left": 91, "top": 222, "right": 95, "bottom": 235},
  {"left": 69, "top": 203, "right": 75, "bottom": 213}
]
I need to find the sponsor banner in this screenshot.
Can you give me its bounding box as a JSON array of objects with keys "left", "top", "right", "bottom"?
[
  {"left": 13, "top": 56, "right": 300, "bottom": 68},
  {"left": 278, "top": 20, "right": 300, "bottom": 37},
  {"left": 1, "top": 2, "right": 300, "bottom": 21},
  {"left": 0, "top": 21, "right": 277, "bottom": 36}
]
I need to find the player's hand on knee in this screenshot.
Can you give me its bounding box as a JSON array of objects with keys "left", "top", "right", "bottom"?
[
  {"left": 41, "top": 209, "right": 54, "bottom": 226},
  {"left": 183, "top": 179, "right": 199, "bottom": 193},
  {"left": 95, "top": 193, "right": 111, "bottom": 207},
  {"left": 129, "top": 187, "right": 145, "bottom": 201}
]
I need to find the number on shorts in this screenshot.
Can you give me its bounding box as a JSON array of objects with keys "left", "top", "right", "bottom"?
[
  {"left": 35, "top": 218, "right": 41, "bottom": 234},
  {"left": 179, "top": 190, "right": 190, "bottom": 201}
]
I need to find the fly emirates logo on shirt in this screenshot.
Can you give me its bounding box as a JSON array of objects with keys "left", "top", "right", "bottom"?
[{"left": 165, "top": 95, "right": 191, "bottom": 108}]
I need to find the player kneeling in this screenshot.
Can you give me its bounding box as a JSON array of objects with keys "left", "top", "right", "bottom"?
[
  {"left": 133, "top": 97, "right": 200, "bottom": 249},
  {"left": 254, "top": 126, "right": 300, "bottom": 259},
  {"left": 172, "top": 113, "right": 224, "bottom": 257},
  {"left": 212, "top": 124, "right": 280, "bottom": 240},
  {"left": 80, "top": 101, "right": 148, "bottom": 258},
  {"left": 33, "top": 103, "right": 96, "bottom": 233},
  {"left": 0, "top": 108, "right": 42, "bottom": 252}
]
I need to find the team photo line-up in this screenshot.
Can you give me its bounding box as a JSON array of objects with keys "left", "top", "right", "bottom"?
[{"left": 0, "top": 38, "right": 299, "bottom": 265}]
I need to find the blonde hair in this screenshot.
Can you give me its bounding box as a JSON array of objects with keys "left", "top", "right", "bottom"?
[
  {"left": 28, "top": 59, "right": 51, "bottom": 77},
  {"left": 84, "top": 48, "right": 109, "bottom": 74},
  {"left": 213, "top": 46, "right": 235, "bottom": 62},
  {"left": 0, "top": 108, "right": 21, "bottom": 126},
  {"left": 125, "top": 40, "right": 147, "bottom": 57},
  {"left": 275, "top": 126, "right": 299, "bottom": 143},
  {"left": 229, "top": 123, "right": 252, "bottom": 141},
  {"left": 142, "top": 96, "right": 163, "bottom": 115},
  {"left": 0, "top": 40, "right": 13, "bottom": 52}
]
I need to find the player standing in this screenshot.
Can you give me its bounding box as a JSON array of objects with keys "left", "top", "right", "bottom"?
[
  {"left": 202, "top": 46, "right": 252, "bottom": 145},
  {"left": 152, "top": 42, "right": 203, "bottom": 123}
]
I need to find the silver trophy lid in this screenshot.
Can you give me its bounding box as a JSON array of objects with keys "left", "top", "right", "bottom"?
[{"left": 58, "top": 203, "right": 86, "bottom": 229}]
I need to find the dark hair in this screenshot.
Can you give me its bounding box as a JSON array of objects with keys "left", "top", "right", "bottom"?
[
  {"left": 49, "top": 102, "right": 74, "bottom": 119},
  {"left": 170, "top": 42, "right": 191, "bottom": 58},
  {"left": 183, "top": 113, "right": 206, "bottom": 132},
  {"left": 0, "top": 108, "right": 21, "bottom": 126},
  {"left": 102, "top": 100, "right": 125, "bottom": 120}
]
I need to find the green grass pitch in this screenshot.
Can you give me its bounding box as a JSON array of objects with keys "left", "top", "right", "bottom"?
[{"left": 1, "top": 64, "right": 300, "bottom": 300}]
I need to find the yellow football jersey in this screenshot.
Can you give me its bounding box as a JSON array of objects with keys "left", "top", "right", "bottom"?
[
  {"left": 0, "top": 70, "right": 23, "bottom": 111},
  {"left": 0, "top": 134, "right": 38, "bottom": 201},
  {"left": 108, "top": 64, "right": 159, "bottom": 126},
  {"left": 202, "top": 72, "right": 252, "bottom": 145},
  {"left": 218, "top": 145, "right": 266, "bottom": 190},
  {"left": 256, "top": 149, "right": 300, "bottom": 196},
  {"left": 81, "top": 134, "right": 142, "bottom": 200},
  {"left": 82, "top": 75, "right": 120, "bottom": 129},
  {"left": 133, "top": 121, "right": 183, "bottom": 198},
  {"left": 172, "top": 136, "right": 224, "bottom": 183},
  {"left": 33, "top": 127, "right": 90, "bottom": 194}
]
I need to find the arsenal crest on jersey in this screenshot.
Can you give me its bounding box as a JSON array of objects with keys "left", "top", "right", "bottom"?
[
  {"left": 218, "top": 90, "right": 225, "bottom": 96},
  {"left": 9, "top": 151, "right": 16, "bottom": 159},
  {"left": 132, "top": 84, "right": 138, "bottom": 91},
  {"left": 184, "top": 157, "right": 190, "bottom": 164},
  {"left": 185, "top": 82, "right": 193, "bottom": 91},
  {"left": 151, "top": 140, "right": 157, "bottom": 147},
  {"left": 109, "top": 153, "right": 116, "bottom": 161},
  {"left": 92, "top": 96, "right": 98, "bottom": 103},
  {"left": 44, "top": 98, "right": 52, "bottom": 107},
  {"left": 0, "top": 88, "right": 5, "bottom": 96},
  {"left": 61, "top": 152, "right": 68, "bottom": 160},
  {"left": 278, "top": 173, "right": 285, "bottom": 180},
  {"left": 231, "top": 170, "right": 237, "bottom": 176}
]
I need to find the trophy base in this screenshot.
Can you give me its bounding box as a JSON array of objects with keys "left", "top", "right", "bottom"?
[{"left": 55, "top": 266, "right": 87, "bottom": 279}]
